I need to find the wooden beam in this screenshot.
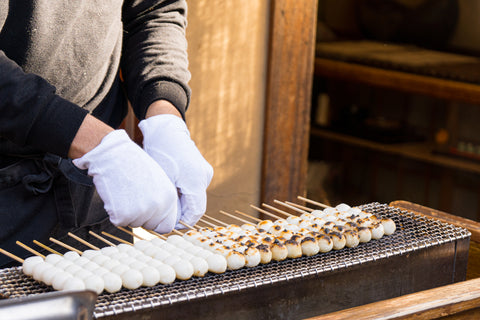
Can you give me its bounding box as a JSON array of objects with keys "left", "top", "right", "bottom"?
[
  {"left": 315, "top": 57, "right": 480, "bottom": 105},
  {"left": 306, "top": 277, "right": 480, "bottom": 320},
  {"left": 261, "top": 0, "right": 318, "bottom": 204}
]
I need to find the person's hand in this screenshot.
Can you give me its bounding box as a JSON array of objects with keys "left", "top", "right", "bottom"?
[
  {"left": 72, "top": 129, "right": 178, "bottom": 233},
  {"left": 139, "top": 114, "right": 213, "bottom": 227}
]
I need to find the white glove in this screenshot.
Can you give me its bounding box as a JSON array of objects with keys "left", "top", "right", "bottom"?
[
  {"left": 139, "top": 115, "right": 214, "bottom": 227},
  {"left": 72, "top": 129, "right": 178, "bottom": 233}
]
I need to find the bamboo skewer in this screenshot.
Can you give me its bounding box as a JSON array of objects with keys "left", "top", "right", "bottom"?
[
  {"left": 285, "top": 201, "right": 314, "bottom": 212},
  {"left": 170, "top": 229, "right": 184, "bottom": 236},
  {"left": 101, "top": 231, "right": 132, "bottom": 245},
  {"left": 89, "top": 231, "right": 116, "bottom": 246},
  {"left": 218, "top": 210, "right": 252, "bottom": 225},
  {"left": 117, "top": 226, "right": 145, "bottom": 241},
  {"left": 0, "top": 248, "right": 24, "bottom": 264},
  {"left": 33, "top": 240, "right": 62, "bottom": 255},
  {"left": 203, "top": 214, "right": 228, "bottom": 226},
  {"left": 234, "top": 210, "right": 261, "bottom": 222},
  {"left": 250, "top": 204, "right": 284, "bottom": 221},
  {"left": 262, "top": 203, "right": 294, "bottom": 218},
  {"left": 67, "top": 232, "right": 100, "bottom": 250},
  {"left": 297, "top": 196, "right": 329, "bottom": 208},
  {"left": 49, "top": 238, "right": 83, "bottom": 254},
  {"left": 16, "top": 241, "right": 45, "bottom": 258},
  {"left": 273, "top": 200, "right": 309, "bottom": 215},
  {"left": 199, "top": 217, "right": 218, "bottom": 228},
  {"left": 179, "top": 220, "right": 195, "bottom": 230}
]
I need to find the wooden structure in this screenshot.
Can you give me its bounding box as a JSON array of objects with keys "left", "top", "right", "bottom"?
[{"left": 261, "top": 0, "right": 318, "bottom": 204}]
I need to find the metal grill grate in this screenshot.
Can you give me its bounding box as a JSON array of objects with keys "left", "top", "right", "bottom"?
[{"left": 0, "top": 203, "right": 471, "bottom": 318}]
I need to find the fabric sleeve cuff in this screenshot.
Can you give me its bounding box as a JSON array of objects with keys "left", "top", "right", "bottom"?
[
  {"left": 27, "top": 96, "right": 89, "bottom": 158},
  {"left": 134, "top": 81, "right": 188, "bottom": 121}
]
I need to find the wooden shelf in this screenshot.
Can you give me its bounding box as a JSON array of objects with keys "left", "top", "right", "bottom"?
[
  {"left": 311, "top": 127, "right": 480, "bottom": 175},
  {"left": 315, "top": 57, "right": 480, "bottom": 105}
]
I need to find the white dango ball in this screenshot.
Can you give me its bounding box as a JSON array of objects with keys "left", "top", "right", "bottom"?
[
  {"left": 121, "top": 269, "right": 143, "bottom": 290},
  {"left": 90, "top": 254, "right": 111, "bottom": 267},
  {"left": 381, "top": 218, "right": 396, "bottom": 235},
  {"left": 300, "top": 237, "right": 320, "bottom": 256},
  {"left": 138, "top": 266, "right": 160, "bottom": 287},
  {"left": 285, "top": 240, "right": 303, "bottom": 259},
  {"left": 82, "top": 249, "right": 101, "bottom": 260},
  {"left": 150, "top": 237, "right": 166, "bottom": 246},
  {"left": 22, "top": 256, "right": 44, "bottom": 276},
  {"left": 323, "top": 207, "right": 338, "bottom": 216},
  {"left": 344, "top": 230, "right": 360, "bottom": 248},
  {"left": 163, "top": 255, "right": 182, "bottom": 266},
  {"left": 101, "top": 259, "right": 121, "bottom": 271},
  {"left": 166, "top": 235, "right": 185, "bottom": 245},
  {"left": 150, "top": 261, "right": 176, "bottom": 284},
  {"left": 335, "top": 203, "right": 351, "bottom": 213},
  {"left": 44, "top": 254, "right": 63, "bottom": 265},
  {"left": 243, "top": 247, "right": 261, "bottom": 267},
  {"left": 73, "top": 257, "right": 90, "bottom": 268},
  {"left": 189, "top": 256, "right": 209, "bottom": 277},
  {"left": 54, "top": 259, "right": 74, "bottom": 270},
  {"left": 64, "top": 264, "right": 83, "bottom": 276},
  {"left": 256, "top": 245, "right": 272, "bottom": 264},
  {"left": 111, "top": 264, "right": 130, "bottom": 276},
  {"left": 225, "top": 251, "right": 245, "bottom": 270},
  {"left": 316, "top": 234, "right": 334, "bottom": 253},
  {"left": 357, "top": 227, "right": 372, "bottom": 243},
  {"left": 63, "top": 251, "right": 81, "bottom": 261},
  {"left": 32, "top": 262, "right": 53, "bottom": 282},
  {"left": 52, "top": 271, "right": 73, "bottom": 291},
  {"left": 270, "top": 241, "right": 288, "bottom": 261},
  {"left": 205, "top": 254, "right": 227, "bottom": 274},
  {"left": 167, "top": 259, "right": 194, "bottom": 280},
  {"left": 83, "top": 274, "right": 105, "bottom": 294},
  {"left": 100, "top": 246, "right": 119, "bottom": 256},
  {"left": 42, "top": 266, "right": 63, "bottom": 286},
  {"left": 133, "top": 239, "right": 153, "bottom": 251},
  {"left": 102, "top": 272, "right": 123, "bottom": 293},
  {"left": 62, "top": 277, "right": 86, "bottom": 291},
  {"left": 370, "top": 223, "right": 385, "bottom": 240}
]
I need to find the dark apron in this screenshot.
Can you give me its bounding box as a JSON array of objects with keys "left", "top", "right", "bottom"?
[{"left": 0, "top": 153, "right": 132, "bottom": 268}]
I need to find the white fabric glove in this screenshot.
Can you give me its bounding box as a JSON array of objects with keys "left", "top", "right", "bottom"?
[
  {"left": 72, "top": 129, "right": 178, "bottom": 233},
  {"left": 139, "top": 114, "right": 214, "bottom": 227}
]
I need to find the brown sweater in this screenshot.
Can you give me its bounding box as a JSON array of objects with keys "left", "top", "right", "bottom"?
[{"left": 0, "top": 0, "right": 191, "bottom": 159}]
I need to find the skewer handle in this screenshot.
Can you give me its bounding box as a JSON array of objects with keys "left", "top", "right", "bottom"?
[
  {"left": 49, "top": 238, "right": 83, "bottom": 255},
  {"left": 178, "top": 220, "right": 195, "bottom": 230},
  {"left": 203, "top": 214, "right": 228, "bottom": 226},
  {"left": 198, "top": 217, "right": 217, "bottom": 228},
  {"left": 218, "top": 210, "right": 252, "bottom": 225},
  {"left": 234, "top": 210, "right": 262, "bottom": 222},
  {"left": 33, "top": 240, "right": 62, "bottom": 255},
  {"left": 101, "top": 232, "right": 132, "bottom": 245},
  {"left": 262, "top": 202, "right": 294, "bottom": 217},
  {"left": 16, "top": 241, "right": 45, "bottom": 258},
  {"left": 0, "top": 248, "right": 24, "bottom": 264},
  {"left": 250, "top": 204, "right": 284, "bottom": 221},
  {"left": 297, "top": 196, "right": 329, "bottom": 208},
  {"left": 68, "top": 232, "right": 100, "bottom": 250},
  {"left": 89, "top": 231, "right": 116, "bottom": 247},
  {"left": 117, "top": 226, "right": 145, "bottom": 240}
]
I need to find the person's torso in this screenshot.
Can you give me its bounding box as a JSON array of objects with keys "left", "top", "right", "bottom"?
[{"left": 0, "top": 0, "right": 123, "bottom": 111}]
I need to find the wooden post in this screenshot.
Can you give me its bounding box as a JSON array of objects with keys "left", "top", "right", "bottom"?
[{"left": 261, "top": 0, "right": 318, "bottom": 204}]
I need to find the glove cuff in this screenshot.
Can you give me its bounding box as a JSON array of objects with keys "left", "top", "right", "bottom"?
[{"left": 72, "top": 130, "right": 132, "bottom": 170}]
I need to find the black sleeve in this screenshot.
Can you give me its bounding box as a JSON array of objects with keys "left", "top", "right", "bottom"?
[
  {"left": 0, "top": 51, "right": 88, "bottom": 158},
  {"left": 121, "top": 0, "right": 191, "bottom": 121}
]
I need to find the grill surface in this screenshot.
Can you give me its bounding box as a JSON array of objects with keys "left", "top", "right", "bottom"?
[{"left": 0, "top": 203, "right": 471, "bottom": 318}]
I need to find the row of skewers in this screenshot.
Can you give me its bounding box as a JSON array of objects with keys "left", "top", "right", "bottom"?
[{"left": 0, "top": 197, "right": 396, "bottom": 295}]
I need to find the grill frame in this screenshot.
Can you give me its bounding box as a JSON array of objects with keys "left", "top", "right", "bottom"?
[{"left": 0, "top": 203, "right": 471, "bottom": 319}]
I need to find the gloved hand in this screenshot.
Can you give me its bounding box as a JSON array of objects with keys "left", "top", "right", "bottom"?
[
  {"left": 72, "top": 129, "right": 178, "bottom": 233},
  {"left": 139, "top": 114, "right": 214, "bottom": 228}
]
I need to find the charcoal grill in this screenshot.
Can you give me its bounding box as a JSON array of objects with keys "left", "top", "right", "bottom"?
[{"left": 0, "top": 203, "right": 471, "bottom": 319}]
